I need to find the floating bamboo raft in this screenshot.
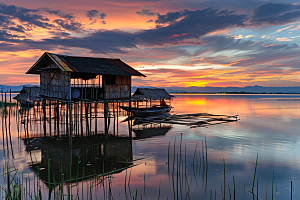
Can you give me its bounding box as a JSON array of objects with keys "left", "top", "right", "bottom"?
[{"left": 135, "top": 113, "right": 239, "bottom": 128}]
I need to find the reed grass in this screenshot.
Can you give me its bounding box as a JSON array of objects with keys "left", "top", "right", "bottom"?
[
  {"left": 272, "top": 170, "right": 274, "bottom": 200},
  {"left": 252, "top": 153, "right": 258, "bottom": 192},
  {"left": 233, "top": 175, "right": 235, "bottom": 200},
  {"left": 0, "top": 134, "right": 288, "bottom": 200}
]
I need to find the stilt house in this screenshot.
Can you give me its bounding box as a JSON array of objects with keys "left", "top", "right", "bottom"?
[
  {"left": 131, "top": 88, "right": 174, "bottom": 107},
  {"left": 26, "top": 52, "right": 145, "bottom": 100}
]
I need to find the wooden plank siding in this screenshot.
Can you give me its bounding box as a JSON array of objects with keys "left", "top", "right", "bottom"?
[{"left": 104, "top": 75, "right": 131, "bottom": 99}]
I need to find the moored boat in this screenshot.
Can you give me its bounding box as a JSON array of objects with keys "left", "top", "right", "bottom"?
[{"left": 119, "top": 105, "right": 171, "bottom": 117}]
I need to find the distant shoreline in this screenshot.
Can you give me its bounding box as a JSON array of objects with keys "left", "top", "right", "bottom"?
[{"left": 170, "top": 92, "right": 300, "bottom": 94}]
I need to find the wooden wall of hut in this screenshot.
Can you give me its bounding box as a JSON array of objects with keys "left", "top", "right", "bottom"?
[
  {"left": 104, "top": 75, "right": 131, "bottom": 99},
  {"left": 40, "top": 70, "right": 71, "bottom": 99}
]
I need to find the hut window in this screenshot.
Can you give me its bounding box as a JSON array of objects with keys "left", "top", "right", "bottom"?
[{"left": 106, "top": 75, "right": 116, "bottom": 85}]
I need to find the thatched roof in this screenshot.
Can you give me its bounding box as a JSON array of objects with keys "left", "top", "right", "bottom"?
[
  {"left": 13, "top": 86, "right": 41, "bottom": 102},
  {"left": 131, "top": 88, "right": 173, "bottom": 100},
  {"left": 26, "top": 52, "right": 146, "bottom": 77}
]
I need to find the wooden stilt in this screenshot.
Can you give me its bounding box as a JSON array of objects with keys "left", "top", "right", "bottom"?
[
  {"left": 81, "top": 101, "right": 83, "bottom": 136},
  {"left": 43, "top": 100, "right": 46, "bottom": 137},
  {"left": 95, "top": 103, "right": 97, "bottom": 135},
  {"left": 69, "top": 101, "right": 73, "bottom": 137},
  {"left": 57, "top": 100, "right": 60, "bottom": 136},
  {"left": 113, "top": 102, "right": 115, "bottom": 136},
  {"left": 66, "top": 101, "right": 69, "bottom": 135},
  {"left": 89, "top": 102, "right": 92, "bottom": 134},
  {"left": 129, "top": 101, "right": 132, "bottom": 138},
  {"left": 104, "top": 102, "right": 108, "bottom": 138},
  {"left": 49, "top": 100, "right": 51, "bottom": 136},
  {"left": 85, "top": 102, "right": 89, "bottom": 136},
  {"left": 117, "top": 102, "right": 119, "bottom": 135}
]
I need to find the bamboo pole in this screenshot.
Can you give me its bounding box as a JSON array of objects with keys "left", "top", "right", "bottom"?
[
  {"left": 43, "top": 100, "right": 46, "bottom": 137},
  {"left": 57, "top": 100, "right": 60, "bottom": 136}
]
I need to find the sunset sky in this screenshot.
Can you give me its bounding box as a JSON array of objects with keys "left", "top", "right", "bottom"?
[{"left": 1, "top": 0, "right": 300, "bottom": 88}]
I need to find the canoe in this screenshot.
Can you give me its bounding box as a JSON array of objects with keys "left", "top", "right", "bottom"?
[
  {"left": 20, "top": 101, "right": 35, "bottom": 108},
  {"left": 119, "top": 105, "right": 171, "bottom": 117}
]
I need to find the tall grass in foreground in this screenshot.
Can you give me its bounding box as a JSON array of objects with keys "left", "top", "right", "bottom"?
[
  {"left": 1, "top": 159, "right": 136, "bottom": 200},
  {"left": 0, "top": 135, "right": 294, "bottom": 200}
]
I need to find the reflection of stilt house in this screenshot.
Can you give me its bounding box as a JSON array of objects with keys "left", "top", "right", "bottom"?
[
  {"left": 29, "top": 135, "right": 133, "bottom": 185},
  {"left": 26, "top": 52, "right": 145, "bottom": 100}
]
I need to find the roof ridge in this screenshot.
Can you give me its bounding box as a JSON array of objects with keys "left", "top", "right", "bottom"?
[{"left": 50, "top": 52, "right": 121, "bottom": 60}]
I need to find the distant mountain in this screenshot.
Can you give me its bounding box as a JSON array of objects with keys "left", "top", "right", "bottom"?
[
  {"left": 0, "top": 84, "right": 38, "bottom": 93},
  {"left": 132, "top": 85, "right": 300, "bottom": 94},
  {"left": 2, "top": 84, "right": 300, "bottom": 94}
]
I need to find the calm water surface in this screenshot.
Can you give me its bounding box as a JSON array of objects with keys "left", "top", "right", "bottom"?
[{"left": 1, "top": 94, "right": 300, "bottom": 199}]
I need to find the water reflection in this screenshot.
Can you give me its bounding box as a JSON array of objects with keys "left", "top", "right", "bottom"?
[
  {"left": 28, "top": 135, "right": 133, "bottom": 186},
  {"left": 133, "top": 125, "right": 172, "bottom": 139},
  {"left": 1, "top": 94, "right": 300, "bottom": 199}
]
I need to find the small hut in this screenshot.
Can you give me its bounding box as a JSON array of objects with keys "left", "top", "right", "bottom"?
[
  {"left": 26, "top": 52, "right": 145, "bottom": 100},
  {"left": 131, "top": 88, "right": 173, "bottom": 107},
  {"left": 13, "top": 86, "right": 41, "bottom": 102}
]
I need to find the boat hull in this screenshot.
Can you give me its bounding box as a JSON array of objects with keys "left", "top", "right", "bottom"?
[{"left": 119, "top": 106, "right": 171, "bottom": 117}]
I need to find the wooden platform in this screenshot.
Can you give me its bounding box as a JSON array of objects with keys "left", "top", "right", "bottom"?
[{"left": 134, "top": 113, "right": 239, "bottom": 128}]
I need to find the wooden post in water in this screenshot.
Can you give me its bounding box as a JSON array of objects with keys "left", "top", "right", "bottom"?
[
  {"left": 95, "top": 103, "right": 97, "bottom": 135},
  {"left": 113, "top": 102, "right": 115, "bottom": 136},
  {"left": 117, "top": 102, "right": 119, "bottom": 135},
  {"left": 85, "top": 102, "right": 89, "bottom": 136},
  {"left": 9, "top": 89, "right": 11, "bottom": 104},
  {"left": 89, "top": 102, "right": 92, "bottom": 134},
  {"left": 57, "top": 100, "right": 60, "bottom": 136},
  {"left": 128, "top": 100, "right": 132, "bottom": 138},
  {"left": 81, "top": 101, "right": 83, "bottom": 136},
  {"left": 74, "top": 102, "right": 77, "bottom": 136},
  {"left": 69, "top": 100, "right": 73, "bottom": 146},
  {"left": 43, "top": 99, "right": 46, "bottom": 137},
  {"left": 104, "top": 102, "right": 108, "bottom": 138},
  {"left": 66, "top": 101, "right": 69, "bottom": 135},
  {"left": 49, "top": 100, "right": 51, "bottom": 136},
  {"left": 1, "top": 90, "right": 3, "bottom": 111}
]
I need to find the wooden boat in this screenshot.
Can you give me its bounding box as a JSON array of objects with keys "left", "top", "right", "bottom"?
[
  {"left": 20, "top": 101, "right": 35, "bottom": 108},
  {"left": 119, "top": 105, "right": 171, "bottom": 117}
]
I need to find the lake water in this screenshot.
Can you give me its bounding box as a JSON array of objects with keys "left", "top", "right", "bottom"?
[{"left": 1, "top": 94, "right": 300, "bottom": 199}]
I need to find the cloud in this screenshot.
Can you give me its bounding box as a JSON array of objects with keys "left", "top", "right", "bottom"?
[
  {"left": 87, "top": 10, "right": 99, "bottom": 20},
  {"left": 136, "top": 9, "right": 157, "bottom": 16},
  {"left": 251, "top": 2, "right": 300, "bottom": 25},
  {"left": 137, "top": 8, "right": 247, "bottom": 45},
  {"left": 53, "top": 19, "right": 82, "bottom": 31},
  {"left": 2, "top": 2, "right": 300, "bottom": 68},
  {"left": 11, "top": 30, "right": 138, "bottom": 54},
  {"left": 0, "top": 2, "right": 83, "bottom": 34},
  {"left": 86, "top": 10, "right": 106, "bottom": 24},
  {"left": 8, "top": 25, "right": 25, "bottom": 33},
  {"left": 100, "top": 12, "right": 107, "bottom": 24},
  {"left": 0, "top": 3, "right": 53, "bottom": 29},
  {"left": 43, "top": 9, "right": 75, "bottom": 20},
  {"left": 100, "top": 12, "right": 107, "bottom": 20}
]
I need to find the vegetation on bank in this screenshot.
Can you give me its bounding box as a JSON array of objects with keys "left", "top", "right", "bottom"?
[
  {"left": 0, "top": 102, "right": 17, "bottom": 107},
  {"left": 170, "top": 91, "right": 295, "bottom": 94}
]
